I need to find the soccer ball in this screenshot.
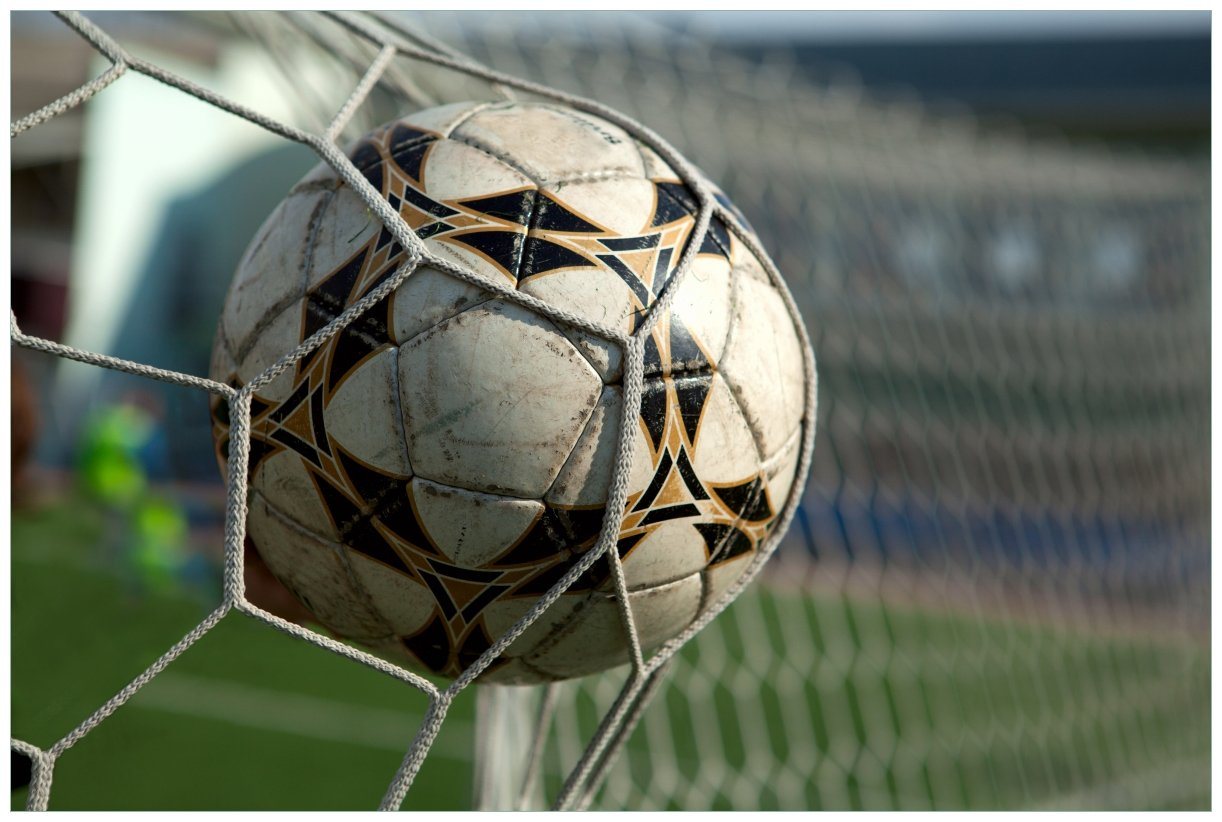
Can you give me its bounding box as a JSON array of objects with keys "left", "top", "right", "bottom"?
[{"left": 210, "top": 101, "right": 810, "bottom": 683}]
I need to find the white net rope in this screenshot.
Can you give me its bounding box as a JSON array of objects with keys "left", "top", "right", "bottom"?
[{"left": 9, "top": 10, "right": 816, "bottom": 812}]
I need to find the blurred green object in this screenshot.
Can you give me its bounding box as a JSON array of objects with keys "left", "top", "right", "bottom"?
[
  {"left": 76, "top": 403, "right": 191, "bottom": 595},
  {"left": 77, "top": 404, "right": 156, "bottom": 509},
  {"left": 130, "top": 498, "right": 190, "bottom": 594}
]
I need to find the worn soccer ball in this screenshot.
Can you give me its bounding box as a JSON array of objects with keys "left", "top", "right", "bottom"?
[{"left": 210, "top": 101, "right": 811, "bottom": 683}]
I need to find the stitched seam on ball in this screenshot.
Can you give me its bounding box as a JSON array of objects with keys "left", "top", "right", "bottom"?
[
  {"left": 721, "top": 371, "right": 768, "bottom": 468},
  {"left": 453, "top": 100, "right": 639, "bottom": 186},
  {"left": 540, "top": 391, "right": 613, "bottom": 506},
  {"left": 630, "top": 136, "right": 660, "bottom": 180},
  {"left": 704, "top": 219, "right": 734, "bottom": 263},
  {"left": 721, "top": 281, "right": 790, "bottom": 468},
  {"left": 444, "top": 132, "right": 547, "bottom": 187},
  {"left": 621, "top": 563, "right": 710, "bottom": 595},
  {"left": 529, "top": 101, "right": 643, "bottom": 173},
  {"left": 251, "top": 488, "right": 396, "bottom": 637},
  {"left": 231, "top": 295, "right": 304, "bottom": 368},
  {"left": 514, "top": 186, "right": 625, "bottom": 386},
  {"left": 302, "top": 184, "right": 340, "bottom": 294},
  {"left": 231, "top": 185, "right": 337, "bottom": 363},
  {"left": 441, "top": 100, "right": 500, "bottom": 139},
  {"left": 547, "top": 167, "right": 643, "bottom": 186},
  {"left": 714, "top": 247, "right": 745, "bottom": 372},
  {"left": 389, "top": 344, "right": 413, "bottom": 476},
  {"left": 288, "top": 177, "right": 344, "bottom": 198},
  {"left": 513, "top": 655, "right": 565, "bottom": 684},
  {"left": 252, "top": 482, "right": 422, "bottom": 630},
  {"left": 254, "top": 454, "right": 419, "bottom": 579},
  {"left": 302, "top": 299, "right": 395, "bottom": 354},
  {"left": 330, "top": 542, "right": 400, "bottom": 640},
  {"left": 354, "top": 133, "right": 435, "bottom": 174},
  {"left": 525, "top": 569, "right": 701, "bottom": 663},
  {"left": 408, "top": 462, "right": 545, "bottom": 502},
  {"left": 765, "top": 422, "right": 805, "bottom": 474},
  {"left": 227, "top": 197, "right": 329, "bottom": 362},
  {"left": 695, "top": 566, "right": 715, "bottom": 618},
  {"left": 519, "top": 587, "right": 598, "bottom": 662},
  {"left": 447, "top": 131, "right": 659, "bottom": 192},
  {"left": 695, "top": 281, "right": 770, "bottom": 563},
  {"left": 515, "top": 187, "right": 542, "bottom": 283},
  {"left": 249, "top": 486, "right": 338, "bottom": 545},
  {"left": 541, "top": 385, "right": 618, "bottom": 505},
  {"left": 526, "top": 314, "right": 603, "bottom": 492},
  {"left": 395, "top": 296, "right": 497, "bottom": 350},
  {"left": 398, "top": 317, "right": 603, "bottom": 501},
  {"left": 658, "top": 181, "right": 735, "bottom": 263},
  {"left": 635, "top": 135, "right": 654, "bottom": 177}
]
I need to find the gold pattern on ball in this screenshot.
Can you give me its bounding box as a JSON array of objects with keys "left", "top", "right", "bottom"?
[{"left": 211, "top": 101, "right": 808, "bottom": 683}]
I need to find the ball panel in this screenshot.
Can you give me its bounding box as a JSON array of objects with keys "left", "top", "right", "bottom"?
[
  {"left": 453, "top": 102, "right": 645, "bottom": 184},
  {"left": 324, "top": 347, "right": 411, "bottom": 477},
  {"left": 763, "top": 425, "right": 804, "bottom": 517},
  {"left": 302, "top": 184, "right": 381, "bottom": 293},
  {"left": 719, "top": 275, "right": 806, "bottom": 459},
  {"left": 701, "top": 550, "right": 755, "bottom": 614},
  {"left": 546, "top": 386, "right": 630, "bottom": 507},
  {"left": 418, "top": 137, "right": 535, "bottom": 204},
  {"left": 730, "top": 232, "right": 771, "bottom": 284},
  {"left": 526, "top": 573, "right": 702, "bottom": 679},
  {"left": 410, "top": 477, "right": 544, "bottom": 567},
  {"left": 248, "top": 493, "right": 392, "bottom": 640},
  {"left": 517, "top": 269, "right": 632, "bottom": 380},
  {"left": 345, "top": 551, "right": 436, "bottom": 637},
  {"left": 478, "top": 592, "right": 588, "bottom": 661},
  {"left": 222, "top": 195, "right": 316, "bottom": 354},
  {"left": 667, "top": 254, "right": 735, "bottom": 368},
  {"left": 619, "top": 372, "right": 769, "bottom": 600},
  {"left": 637, "top": 142, "right": 680, "bottom": 181},
  {"left": 538, "top": 177, "right": 657, "bottom": 236},
  {"left": 427, "top": 232, "right": 521, "bottom": 288},
  {"left": 250, "top": 450, "right": 339, "bottom": 541},
  {"left": 391, "top": 265, "right": 492, "bottom": 345},
  {"left": 618, "top": 521, "right": 712, "bottom": 591},
  {"left": 346, "top": 128, "right": 538, "bottom": 287},
  {"left": 686, "top": 372, "right": 762, "bottom": 485},
  {"left": 397, "top": 299, "right": 602, "bottom": 498},
  {"left": 234, "top": 300, "right": 305, "bottom": 404}
]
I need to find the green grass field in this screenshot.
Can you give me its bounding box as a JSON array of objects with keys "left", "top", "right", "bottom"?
[{"left": 11, "top": 495, "right": 1210, "bottom": 811}]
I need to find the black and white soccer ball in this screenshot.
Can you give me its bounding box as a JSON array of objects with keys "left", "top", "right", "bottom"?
[{"left": 211, "top": 101, "right": 810, "bottom": 683}]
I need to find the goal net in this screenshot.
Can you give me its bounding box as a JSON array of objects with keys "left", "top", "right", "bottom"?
[{"left": 10, "top": 10, "right": 1209, "bottom": 811}]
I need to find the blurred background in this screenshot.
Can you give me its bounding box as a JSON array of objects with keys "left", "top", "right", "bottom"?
[{"left": 10, "top": 10, "right": 1210, "bottom": 811}]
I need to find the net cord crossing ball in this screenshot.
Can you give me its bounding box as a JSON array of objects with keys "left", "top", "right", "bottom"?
[{"left": 211, "top": 100, "right": 814, "bottom": 684}]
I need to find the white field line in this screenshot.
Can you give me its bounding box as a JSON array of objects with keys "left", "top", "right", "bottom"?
[{"left": 130, "top": 671, "right": 474, "bottom": 760}]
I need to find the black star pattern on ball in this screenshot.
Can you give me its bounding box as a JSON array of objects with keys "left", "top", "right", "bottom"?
[{"left": 209, "top": 118, "right": 784, "bottom": 681}]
